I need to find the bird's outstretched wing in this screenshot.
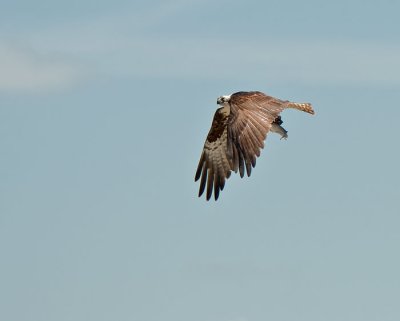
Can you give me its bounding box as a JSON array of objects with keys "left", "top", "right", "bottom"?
[
  {"left": 227, "top": 91, "right": 289, "bottom": 178},
  {"left": 195, "top": 91, "right": 288, "bottom": 200},
  {"left": 195, "top": 107, "right": 232, "bottom": 201}
]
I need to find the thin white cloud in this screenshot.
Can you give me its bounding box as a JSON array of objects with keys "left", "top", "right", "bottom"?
[
  {"left": 30, "top": 25, "right": 400, "bottom": 87},
  {"left": 122, "top": 37, "right": 400, "bottom": 86},
  {"left": 6, "top": 0, "right": 400, "bottom": 88},
  {"left": 0, "top": 0, "right": 194, "bottom": 94},
  {"left": 0, "top": 42, "right": 84, "bottom": 93}
]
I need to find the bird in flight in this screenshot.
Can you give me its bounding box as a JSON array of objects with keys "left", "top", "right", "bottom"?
[{"left": 195, "top": 91, "right": 314, "bottom": 201}]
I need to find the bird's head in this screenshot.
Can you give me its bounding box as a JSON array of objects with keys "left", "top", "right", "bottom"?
[{"left": 217, "top": 95, "right": 231, "bottom": 105}]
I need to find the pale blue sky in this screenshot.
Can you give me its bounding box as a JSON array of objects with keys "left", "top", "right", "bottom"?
[{"left": 1, "top": 1, "right": 400, "bottom": 321}]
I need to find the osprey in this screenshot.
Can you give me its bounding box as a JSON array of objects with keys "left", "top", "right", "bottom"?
[{"left": 195, "top": 91, "right": 314, "bottom": 201}]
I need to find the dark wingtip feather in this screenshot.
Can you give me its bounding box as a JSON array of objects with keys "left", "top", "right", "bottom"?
[
  {"left": 206, "top": 169, "right": 214, "bottom": 201},
  {"left": 239, "top": 166, "right": 245, "bottom": 178},
  {"left": 198, "top": 164, "right": 207, "bottom": 197},
  {"left": 214, "top": 182, "right": 220, "bottom": 200},
  {"left": 220, "top": 177, "right": 225, "bottom": 191},
  {"left": 238, "top": 148, "right": 245, "bottom": 178},
  {"left": 195, "top": 152, "right": 205, "bottom": 181},
  {"left": 246, "top": 161, "right": 252, "bottom": 177}
]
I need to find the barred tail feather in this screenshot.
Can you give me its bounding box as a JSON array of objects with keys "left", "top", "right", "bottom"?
[{"left": 287, "top": 102, "right": 315, "bottom": 115}]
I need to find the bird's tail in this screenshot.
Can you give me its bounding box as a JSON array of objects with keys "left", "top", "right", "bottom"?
[{"left": 287, "top": 102, "right": 315, "bottom": 115}]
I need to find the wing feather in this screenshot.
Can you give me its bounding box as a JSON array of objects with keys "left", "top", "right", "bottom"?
[
  {"left": 243, "top": 124, "right": 262, "bottom": 156},
  {"left": 214, "top": 171, "right": 221, "bottom": 200},
  {"left": 198, "top": 160, "right": 207, "bottom": 197},
  {"left": 206, "top": 166, "right": 214, "bottom": 201},
  {"left": 195, "top": 151, "right": 205, "bottom": 181},
  {"left": 246, "top": 120, "right": 265, "bottom": 150},
  {"left": 238, "top": 145, "right": 245, "bottom": 178}
]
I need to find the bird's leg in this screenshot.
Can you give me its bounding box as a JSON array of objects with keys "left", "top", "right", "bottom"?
[
  {"left": 271, "top": 116, "right": 288, "bottom": 140},
  {"left": 271, "top": 124, "right": 288, "bottom": 140}
]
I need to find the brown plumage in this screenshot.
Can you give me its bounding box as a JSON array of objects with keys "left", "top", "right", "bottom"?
[{"left": 195, "top": 91, "right": 314, "bottom": 201}]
